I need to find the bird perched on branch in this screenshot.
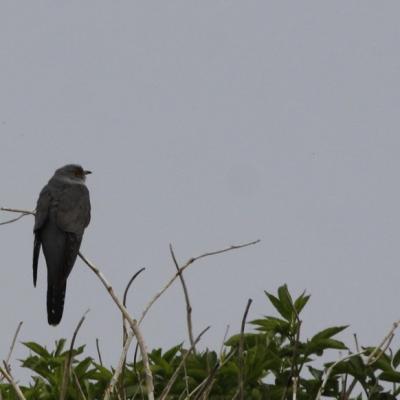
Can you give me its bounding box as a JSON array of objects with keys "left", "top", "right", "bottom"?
[{"left": 33, "top": 164, "right": 91, "bottom": 325}]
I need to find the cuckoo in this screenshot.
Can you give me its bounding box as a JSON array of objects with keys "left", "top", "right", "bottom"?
[{"left": 33, "top": 164, "right": 91, "bottom": 325}]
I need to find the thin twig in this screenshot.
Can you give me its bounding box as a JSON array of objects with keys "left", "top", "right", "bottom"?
[
  {"left": 123, "top": 268, "right": 146, "bottom": 308},
  {"left": 72, "top": 369, "right": 88, "bottom": 400},
  {"left": 366, "top": 320, "right": 400, "bottom": 365},
  {"left": 0, "top": 213, "right": 31, "bottom": 226},
  {"left": 5, "top": 321, "right": 23, "bottom": 365},
  {"left": 193, "top": 362, "right": 219, "bottom": 400},
  {"left": 159, "top": 326, "right": 210, "bottom": 400},
  {"left": 122, "top": 268, "right": 146, "bottom": 343},
  {"left": 292, "top": 377, "right": 298, "bottom": 400},
  {"left": 60, "top": 310, "right": 89, "bottom": 400},
  {"left": 0, "top": 362, "right": 26, "bottom": 400},
  {"left": 170, "top": 244, "right": 195, "bottom": 350},
  {"left": 235, "top": 299, "right": 252, "bottom": 400},
  {"left": 353, "top": 333, "right": 360, "bottom": 353},
  {"left": 104, "top": 333, "right": 134, "bottom": 400},
  {"left": 78, "top": 252, "right": 155, "bottom": 400},
  {"left": 219, "top": 325, "right": 230, "bottom": 360},
  {"left": 139, "top": 240, "right": 260, "bottom": 324},
  {"left": 120, "top": 267, "right": 146, "bottom": 398},
  {"left": 0, "top": 207, "right": 34, "bottom": 225},
  {"left": 182, "top": 362, "right": 190, "bottom": 398},
  {"left": 96, "top": 338, "right": 103, "bottom": 366},
  {"left": 0, "top": 321, "right": 23, "bottom": 383},
  {"left": 0, "top": 207, "right": 35, "bottom": 215}
]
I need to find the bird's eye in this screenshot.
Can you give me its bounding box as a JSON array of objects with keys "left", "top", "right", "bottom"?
[{"left": 74, "top": 170, "right": 82, "bottom": 177}]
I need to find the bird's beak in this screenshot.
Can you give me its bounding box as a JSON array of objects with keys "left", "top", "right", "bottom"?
[{"left": 84, "top": 170, "right": 92, "bottom": 175}]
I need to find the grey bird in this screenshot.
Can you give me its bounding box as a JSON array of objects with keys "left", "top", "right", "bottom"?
[{"left": 33, "top": 164, "right": 91, "bottom": 325}]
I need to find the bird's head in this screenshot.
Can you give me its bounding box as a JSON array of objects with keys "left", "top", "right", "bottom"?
[{"left": 54, "top": 164, "right": 92, "bottom": 183}]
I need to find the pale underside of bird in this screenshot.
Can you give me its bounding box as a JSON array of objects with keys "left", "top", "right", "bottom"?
[{"left": 33, "top": 164, "right": 91, "bottom": 325}]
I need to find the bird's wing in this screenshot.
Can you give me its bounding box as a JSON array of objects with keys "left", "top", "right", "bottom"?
[
  {"left": 34, "top": 185, "right": 52, "bottom": 232},
  {"left": 33, "top": 186, "right": 52, "bottom": 286},
  {"left": 56, "top": 184, "right": 91, "bottom": 234}
]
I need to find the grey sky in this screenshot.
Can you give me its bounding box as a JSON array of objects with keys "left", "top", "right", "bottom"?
[{"left": 1, "top": 1, "right": 400, "bottom": 378}]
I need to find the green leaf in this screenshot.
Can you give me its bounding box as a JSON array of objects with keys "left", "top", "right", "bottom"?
[
  {"left": 250, "top": 317, "right": 290, "bottom": 336},
  {"left": 225, "top": 333, "right": 265, "bottom": 348},
  {"left": 54, "top": 339, "right": 67, "bottom": 356},
  {"left": 277, "top": 284, "right": 294, "bottom": 314},
  {"left": 294, "top": 291, "right": 310, "bottom": 314},
  {"left": 23, "top": 342, "right": 50, "bottom": 358},
  {"left": 306, "top": 338, "right": 347, "bottom": 355},
  {"left": 163, "top": 344, "right": 182, "bottom": 362},
  {"left": 392, "top": 348, "right": 400, "bottom": 369},
  {"left": 311, "top": 326, "right": 348, "bottom": 342},
  {"left": 379, "top": 370, "right": 400, "bottom": 383},
  {"left": 74, "top": 357, "right": 93, "bottom": 377},
  {"left": 264, "top": 290, "right": 292, "bottom": 321}
]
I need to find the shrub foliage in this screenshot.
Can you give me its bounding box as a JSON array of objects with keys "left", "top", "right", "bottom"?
[{"left": 1, "top": 285, "right": 399, "bottom": 399}]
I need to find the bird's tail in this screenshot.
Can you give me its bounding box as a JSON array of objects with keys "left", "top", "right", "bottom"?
[{"left": 47, "top": 280, "right": 67, "bottom": 326}]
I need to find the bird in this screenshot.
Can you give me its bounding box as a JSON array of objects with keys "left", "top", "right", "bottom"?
[{"left": 33, "top": 164, "right": 91, "bottom": 325}]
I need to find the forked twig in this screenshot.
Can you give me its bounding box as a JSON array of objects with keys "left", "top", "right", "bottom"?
[{"left": 139, "top": 240, "right": 260, "bottom": 324}]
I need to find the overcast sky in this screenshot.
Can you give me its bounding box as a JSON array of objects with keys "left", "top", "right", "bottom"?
[{"left": 1, "top": 1, "right": 400, "bottom": 380}]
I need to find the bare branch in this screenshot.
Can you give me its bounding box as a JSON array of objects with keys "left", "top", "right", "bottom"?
[
  {"left": 78, "top": 252, "right": 154, "bottom": 400},
  {"left": 159, "top": 326, "right": 210, "bottom": 400},
  {"left": 60, "top": 310, "right": 89, "bottom": 400},
  {"left": 139, "top": 240, "right": 260, "bottom": 324},
  {"left": 170, "top": 244, "right": 195, "bottom": 350},
  {"left": 0, "top": 362, "right": 26, "bottom": 400}
]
